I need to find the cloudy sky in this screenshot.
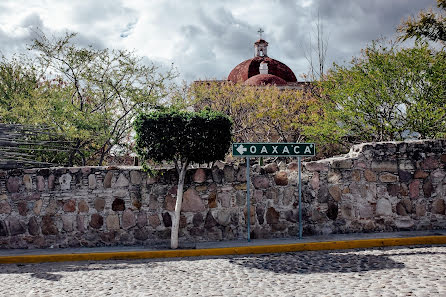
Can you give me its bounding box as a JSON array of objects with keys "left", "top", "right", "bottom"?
[{"left": 0, "top": 0, "right": 438, "bottom": 82}]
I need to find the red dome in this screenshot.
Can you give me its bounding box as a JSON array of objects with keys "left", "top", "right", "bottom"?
[
  {"left": 244, "top": 74, "right": 287, "bottom": 86},
  {"left": 228, "top": 56, "right": 297, "bottom": 84}
]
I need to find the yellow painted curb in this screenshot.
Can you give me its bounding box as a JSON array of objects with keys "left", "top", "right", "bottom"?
[{"left": 1, "top": 235, "right": 445, "bottom": 265}]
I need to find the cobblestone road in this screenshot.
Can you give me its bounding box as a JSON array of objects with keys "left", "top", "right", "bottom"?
[{"left": 0, "top": 245, "right": 446, "bottom": 297}]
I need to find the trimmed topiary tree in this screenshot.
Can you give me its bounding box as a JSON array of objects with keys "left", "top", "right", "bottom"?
[{"left": 134, "top": 108, "right": 232, "bottom": 249}]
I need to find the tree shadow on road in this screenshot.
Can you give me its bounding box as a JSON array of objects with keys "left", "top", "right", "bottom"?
[{"left": 228, "top": 249, "right": 407, "bottom": 274}]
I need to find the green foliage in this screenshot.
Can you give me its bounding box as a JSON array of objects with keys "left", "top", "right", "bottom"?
[
  {"left": 134, "top": 108, "right": 233, "bottom": 165},
  {"left": 398, "top": 0, "right": 446, "bottom": 44},
  {"left": 320, "top": 40, "right": 446, "bottom": 142},
  {"left": 0, "top": 30, "right": 175, "bottom": 166}
]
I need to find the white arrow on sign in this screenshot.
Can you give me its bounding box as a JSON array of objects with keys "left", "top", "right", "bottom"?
[{"left": 236, "top": 144, "right": 247, "bottom": 155}]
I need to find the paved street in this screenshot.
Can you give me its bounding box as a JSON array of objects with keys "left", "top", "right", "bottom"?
[{"left": 0, "top": 245, "right": 445, "bottom": 297}]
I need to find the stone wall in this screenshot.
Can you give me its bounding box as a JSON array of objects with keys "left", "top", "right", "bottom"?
[{"left": 0, "top": 139, "right": 445, "bottom": 249}]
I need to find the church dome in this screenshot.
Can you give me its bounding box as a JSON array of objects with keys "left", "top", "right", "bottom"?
[{"left": 244, "top": 74, "right": 287, "bottom": 86}]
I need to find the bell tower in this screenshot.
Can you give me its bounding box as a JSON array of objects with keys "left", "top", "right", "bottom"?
[{"left": 254, "top": 28, "right": 268, "bottom": 57}]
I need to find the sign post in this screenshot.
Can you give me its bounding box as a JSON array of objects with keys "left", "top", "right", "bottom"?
[{"left": 232, "top": 143, "right": 315, "bottom": 241}]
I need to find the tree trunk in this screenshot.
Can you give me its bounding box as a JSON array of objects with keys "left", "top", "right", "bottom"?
[{"left": 171, "top": 160, "right": 189, "bottom": 249}]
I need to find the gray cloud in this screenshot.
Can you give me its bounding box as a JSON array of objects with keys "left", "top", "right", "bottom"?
[{"left": 0, "top": 0, "right": 440, "bottom": 83}]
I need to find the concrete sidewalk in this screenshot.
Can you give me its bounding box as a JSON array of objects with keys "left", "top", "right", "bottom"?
[{"left": 1, "top": 229, "right": 446, "bottom": 264}]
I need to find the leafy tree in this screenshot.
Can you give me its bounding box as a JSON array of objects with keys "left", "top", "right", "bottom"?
[
  {"left": 191, "top": 82, "right": 325, "bottom": 143},
  {"left": 134, "top": 108, "right": 232, "bottom": 249},
  {"left": 398, "top": 0, "right": 446, "bottom": 44},
  {"left": 0, "top": 30, "right": 175, "bottom": 166},
  {"left": 321, "top": 40, "right": 446, "bottom": 142}
]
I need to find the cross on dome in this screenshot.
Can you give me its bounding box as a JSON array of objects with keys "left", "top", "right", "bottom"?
[{"left": 257, "top": 28, "right": 264, "bottom": 39}]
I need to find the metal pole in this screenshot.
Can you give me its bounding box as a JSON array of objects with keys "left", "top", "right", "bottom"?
[
  {"left": 246, "top": 157, "right": 251, "bottom": 242},
  {"left": 298, "top": 156, "right": 302, "bottom": 239}
]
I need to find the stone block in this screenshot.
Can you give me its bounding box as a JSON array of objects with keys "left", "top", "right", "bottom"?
[
  {"left": 204, "top": 211, "right": 217, "bottom": 229},
  {"left": 192, "top": 213, "right": 203, "bottom": 227},
  {"left": 416, "top": 202, "right": 426, "bottom": 217},
  {"left": 114, "top": 173, "right": 129, "bottom": 188},
  {"left": 243, "top": 206, "right": 255, "bottom": 225},
  {"left": 89, "top": 213, "right": 103, "bottom": 229},
  {"left": 103, "top": 171, "right": 113, "bottom": 188},
  {"left": 431, "top": 169, "right": 445, "bottom": 183},
  {"left": 106, "top": 214, "right": 120, "bottom": 231},
  {"left": 414, "top": 170, "right": 429, "bottom": 179},
  {"left": 36, "top": 176, "right": 45, "bottom": 191},
  {"left": 331, "top": 159, "right": 352, "bottom": 169},
  {"left": 398, "top": 170, "right": 412, "bottom": 183},
  {"left": 364, "top": 169, "right": 377, "bottom": 182},
  {"left": 223, "top": 166, "right": 235, "bottom": 182},
  {"left": 88, "top": 174, "right": 96, "bottom": 189},
  {"left": 326, "top": 202, "right": 339, "bottom": 220},
  {"left": 287, "top": 162, "right": 299, "bottom": 171},
  {"left": 62, "top": 215, "right": 74, "bottom": 232},
  {"left": 149, "top": 214, "right": 161, "bottom": 228},
  {"left": 398, "top": 160, "right": 414, "bottom": 171},
  {"left": 387, "top": 184, "right": 400, "bottom": 197},
  {"left": 376, "top": 198, "right": 392, "bottom": 216},
  {"left": 256, "top": 207, "right": 265, "bottom": 224},
  {"left": 23, "top": 175, "right": 32, "bottom": 190},
  {"left": 274, "top": 171, "right": 288, "bottom": 186},
  {"left": 78, "top": 200, "right": 89, "bottom": 213},
  {"left": 208, "top": 192, "right": 217, "bottom": 208},
  {"left": 236, "top": 167, "right": 247, "bottom": 182},
  {"left": 112, "top": 198, "right": 125, "bottom": 211},
  {"left": 45, "top": 199, "right": 60, "bottom": 215},
  {"left": 216, "top": 210, "right": 232, "bottom": 226},
  {"left": 304, "top": 161, "right": 328, "bottom": 172},
  {"left": 310, "top": 172, "right": 319, "bottom": 191},
  {"left": 218, "top": 192, "right": 231, "bottom": 208},
  {"left": 395, "top": 218, "right": 414, "bottom": 229},
  {"left": 28, "top": 217, "right": 40, "bottom": 235},
  {"left": 328, "top": 185, "right": 342, "bottom": 202},
  {"left": 41, "top": 215, "right": 58, "bottom": 235},
  {"left": 396, "top": 202, "right": 408, "bottom": 216},
  {"left": 423, "top": 179, "right": 434, "bottom": 197},
  {"left": 211, "top": 167, "right": 224, "bottom": 184},
  {"left": 164, "top": 194, "right": 176, "bottom": 211},
  {"left": 130, "top": 171, "right": 142, "bottom": 185},
  {"left": 137, "top": 212, "right": 147, "bottom": 228},
  {"left": 122, "top": 209, "right": 136, "bottom": 229},
  {"left": 8, "top": 217, "right": 26, "bottom": 236},
  {"left": 33, "top": 200, "right": 43, "bottom": 215},
  {"left": 264, "top": 163, "right": 279, "bottom": 173},
  {"left": 266, "top": 207, "right": 280, "bottom": 224},
  {"left": 371, "top": 161, "right": 398, "bottom": 172},
  {"left": 162, "top": 212, "right": 171, "bottom": 227},
  {"left": 193, "top": 168, "right": 206, "bottom": 183},
  {"left": 77, "top": 215, "right": 85, "bottom": 232},
  {"left": 182, "top": 188, "right": 205, "bottom": 212},
  {"left": 358, "top": 203, "right": 373, "bottom": 219},
  {"left": 6, "top": 177, "right": 21, "bottom": 193},
  {"left": 421, "top": 157, "right": 439, "bottom": 170},
  {"left": 48, "top": 174, "right": 55, "bottom": 190},
  {"left": 409, "top": 180, "right": 420, "bottom": 199},
  {"left": 351, "top": 170, "right": 361, "bottom": 182},
  {"left": 0, "top": 201, "right": 11, "bottom": 214},
  {"left": 432, "top": 199, "right": 445, "bottom": 215},
  {"left": 17, "top": 201, "right": 27, "bottom": 216},
  {"left": 63, "top": 199, "right": 76, "bottom": 212},
  {"left": 327, "top": 171, "right": 341, "bottom": 184},
  {"left": 379, "top": 173, "right": 398, "bottom": 183},
  {"left": 59, "top": 174, "right": 72, "bottom": 190},
  {"left": 252, "top": 176, "right": 270, "bottom": 189},
  {"left": 0, "top": 220, "right": 7, "bottom": 236}
]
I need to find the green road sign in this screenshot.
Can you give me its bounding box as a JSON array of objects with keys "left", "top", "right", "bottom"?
[{"left": 232, "top": 143, "right": 315, "bottom": 157}]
